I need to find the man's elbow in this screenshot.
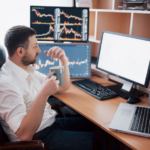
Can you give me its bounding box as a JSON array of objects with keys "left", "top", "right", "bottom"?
[
  {"left": 19, "top": 134, "right": 33, "bottom": 141},
  {"left": 16, "top": 132, "right": 33, "bottom": 141},
  {"left": 66, "top": 82, "right": 70, "bottom": 90},
  {"left": 64, "top": 82, "right": 70, "bottom": 91},
  {"left": 58, "top": 83, "right": 70, "bottom": 93}
]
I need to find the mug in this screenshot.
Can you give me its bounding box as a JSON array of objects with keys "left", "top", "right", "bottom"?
[{"left": 49, "top": 66, "right": 64, "bottom": 86}]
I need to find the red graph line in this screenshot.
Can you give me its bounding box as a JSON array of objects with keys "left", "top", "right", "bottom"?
[
  {"left": 32, "top": 9, "right": 82, "bottom": 21},
  {"left": 32, "top": 20, "right": 54, "bottom": 25},
  {"left": 34, "top": 58, "right": 87, "bottom": 69},
  {"left": 60, "top": 25, "right": 81, "bottom": 38},
  {"left": 37, "top": 37, "right": 54, "bottom": 40},
  {"left": 34, "top": 59, "right": 58, "bottom": 69},
  {"left": 32, "top": 21, "right": 82, "bottom": 25},
  {"left": 36, "top": 25, "right": 54, "bottom": 37},
  {"left": 60, "top": 37, "right": 81, "bottom": 41},
  {"left": 32, "top": 9, "right": 55, "bottom": 21},
  {"left": 61, "top": 21, "right": 82, "bottom": 25},
  {"left": 68, "top": 59, "right": 88, "bottom": 67},
  {"left": 60, "top": 11, "right": 82, "bottom": 21},
  {"left": 37, "top": 37, "right": 81, "bottom": 41},
  {"left": 36, "top": 25, "right": 81, "bottom": 40},
  {"left": 39, "top": 53, "right": 87, "bottom": 67}
]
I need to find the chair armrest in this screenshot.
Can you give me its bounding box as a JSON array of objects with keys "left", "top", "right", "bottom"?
[
  {"left": 0, "top": 140, "right": 49, "bottom": 150},
  {"left": 51, "top": 103, "right": 66, "bottom": 117}
]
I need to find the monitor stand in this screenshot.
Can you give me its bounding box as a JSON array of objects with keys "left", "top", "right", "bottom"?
[
  {"left": 106, "top": 81, "right": 144, "bottom": 99},
  {"left": 54, "top": 41, "right": 64, "bottom": 43}
]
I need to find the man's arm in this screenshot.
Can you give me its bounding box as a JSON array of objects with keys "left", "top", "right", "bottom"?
[
  {"left": 16, "top": 75, "right": 59, "bottom": 141},
  {"left": 45, "top": 47, "right": 70, "bottom": 93},
  {"left": 16, "top": 89, "right": 48, "bottom": 141}
]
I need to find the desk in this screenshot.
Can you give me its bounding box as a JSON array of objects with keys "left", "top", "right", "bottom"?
[{"left": 54, "top": 76, "right": 150, "bottom": 150}]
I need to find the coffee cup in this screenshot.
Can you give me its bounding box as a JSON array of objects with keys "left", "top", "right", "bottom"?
[{"left": 49, "top": 66, "right": 64, "bottom": 86}]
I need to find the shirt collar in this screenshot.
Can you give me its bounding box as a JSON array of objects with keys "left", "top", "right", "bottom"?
[{"left": 5, "top": 58, "right": 35, "bottom": 82}]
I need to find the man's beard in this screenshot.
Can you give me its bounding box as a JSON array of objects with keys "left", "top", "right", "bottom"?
[{"left": 21, "top": 53, "right": 38, "bottom": 66}]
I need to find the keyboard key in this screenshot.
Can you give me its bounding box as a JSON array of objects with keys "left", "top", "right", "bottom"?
[{"left": 131, "top": 107, "right": 150, "bottom": 135}]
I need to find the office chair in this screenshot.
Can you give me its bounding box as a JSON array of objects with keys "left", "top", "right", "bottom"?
[
  {"left": 0, "top": 123, "right": 49, "bottom": 150},
  {"left": 0, "top": 45, "right": 6, "bottom": 69},
  {"left": 0, "top": 45, "right": 65, "bottom": 150}
]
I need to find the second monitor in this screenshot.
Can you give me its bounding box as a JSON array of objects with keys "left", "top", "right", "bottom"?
[
  {"left": 30, "top": 6, "right": 89, "bottom": 42},
  {"left": 33, "top": 43, "right": 91, "bottom": 78}
]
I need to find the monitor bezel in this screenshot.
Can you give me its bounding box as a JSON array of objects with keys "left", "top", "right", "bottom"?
[
  {"left": 30, "top": 5, "right": 89, "bottom": 43},
  {"left": 37, "top": 42, "right": 92, "bottom": 79},
  {"left": 96, "top": 30, "right": 150, "bottom": 88}
]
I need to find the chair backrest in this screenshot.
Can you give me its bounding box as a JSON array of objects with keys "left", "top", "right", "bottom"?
[
  {"left": 0, "top": 45, "right": 6, "bottom": 69},
  {"left": 0, "top": 123, "right": 9, "bottom": 143},
  {"left": 0, "top": 45, "right": 8, "bottom": 142}
]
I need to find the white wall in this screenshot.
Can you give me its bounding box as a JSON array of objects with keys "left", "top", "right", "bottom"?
[{"left": 0, "top": 0, "right": 73, "bottom": 55}]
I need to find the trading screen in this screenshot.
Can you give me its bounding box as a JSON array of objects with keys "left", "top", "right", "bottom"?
[
  {"left": 30, "top": 6, "right": 89, "bottom": 42},
  {"left": 33, "top": 44, "right": 91, "bottom": 78}
]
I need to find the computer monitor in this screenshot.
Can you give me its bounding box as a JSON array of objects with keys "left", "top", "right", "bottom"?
[
  {"left": 30, "top": 6, "right": 89, "bottom": 42},
  {"left": 96, "top": 31, "right": 150, "bottom": 99},
  {"left": 33, "top": 43, "right": 91, "bottom": 78}
]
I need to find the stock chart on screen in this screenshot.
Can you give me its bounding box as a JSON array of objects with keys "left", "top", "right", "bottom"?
[
  {"left": 30, "top": 6, "right": 89, "bottom": 42},
  {"left": 33, "top": 43, "right": 91, "bottom": 78}
]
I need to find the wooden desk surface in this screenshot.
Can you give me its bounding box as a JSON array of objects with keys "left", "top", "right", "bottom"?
[{"left": 54, "top": 76, "right": 150, "bottom": 150}]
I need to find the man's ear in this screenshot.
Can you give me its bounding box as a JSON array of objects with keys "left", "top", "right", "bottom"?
[{"left": 16, "top": 47, "right": 25, "bottom": 58}]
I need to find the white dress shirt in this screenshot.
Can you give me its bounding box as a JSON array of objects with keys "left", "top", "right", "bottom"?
[{"left": 0, "top": 58, "right": 56, "bottom": 142}]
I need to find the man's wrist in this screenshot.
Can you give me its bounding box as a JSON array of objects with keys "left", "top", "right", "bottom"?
[
  {"left": 60, "top": 57, "right": 68, "bottom": 65},
  {"left": 38, "top": 88, "right": 49, "bottom": 101}
]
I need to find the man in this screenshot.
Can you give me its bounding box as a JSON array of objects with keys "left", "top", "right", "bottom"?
[{"left": 0, "top": 26, "right": 94, "bottom": 150}]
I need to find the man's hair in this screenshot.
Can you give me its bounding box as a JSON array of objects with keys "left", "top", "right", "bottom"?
[{"left": 4, "top": 25, "right": 36, "bottom": 57}]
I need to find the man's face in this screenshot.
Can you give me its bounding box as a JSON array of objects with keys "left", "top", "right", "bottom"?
[{"left": 21, "top": 35, "right": 41, "bottom": 66}]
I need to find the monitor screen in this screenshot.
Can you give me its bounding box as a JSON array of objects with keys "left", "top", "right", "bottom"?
[
  {"left": 30, "top": 6, "right": 89, "bottom": 42},
  {"left": 33, "top": 43, "right": 91, "bottom": 78},
  {"left": 96, "top": 31, "right": 150, "bottom": 88}
]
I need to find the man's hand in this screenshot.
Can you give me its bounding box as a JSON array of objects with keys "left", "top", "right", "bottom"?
[
  {"left": 44, "top": 47, "right": 67, "bottom": 64},
  {"left": 41, "top": 73, "right": 59, "bottom": 98}
]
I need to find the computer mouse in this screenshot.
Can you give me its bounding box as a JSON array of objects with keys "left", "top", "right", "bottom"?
[{"left": 127, "top": 95, "right": 141, "bottom": 104}]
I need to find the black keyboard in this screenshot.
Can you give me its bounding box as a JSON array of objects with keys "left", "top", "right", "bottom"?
[
  {"left": 72, "top": 79, "right": 118, "bottom": 100},
  {"left": 131, "top": 107, "right": 150, "bottom": 134}
]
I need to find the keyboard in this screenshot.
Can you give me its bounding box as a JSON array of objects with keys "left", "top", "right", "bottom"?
[
  {"left": 131, "top": 107, "right": 150, "bottom": 134},
  {"left": 72, "top": 79, "right": 118, "bottom": 100}
]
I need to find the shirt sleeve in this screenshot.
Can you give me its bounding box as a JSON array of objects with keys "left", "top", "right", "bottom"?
[
  {"left": 0, "top": 84, "right": 27, "bottom": 133},
  {"left": 34, "top": 70, "right": 47, "bottom": 84}
]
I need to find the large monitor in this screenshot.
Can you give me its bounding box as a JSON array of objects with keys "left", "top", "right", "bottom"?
[
  {"left": 30, "top": 6, "right": 89, "bottom": 42},
  {"left": 33, "top": 43, "right": 91, "bottom": 78},
  {"left": 96, "top": 31, "right": 150, "bottom": 99}
]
